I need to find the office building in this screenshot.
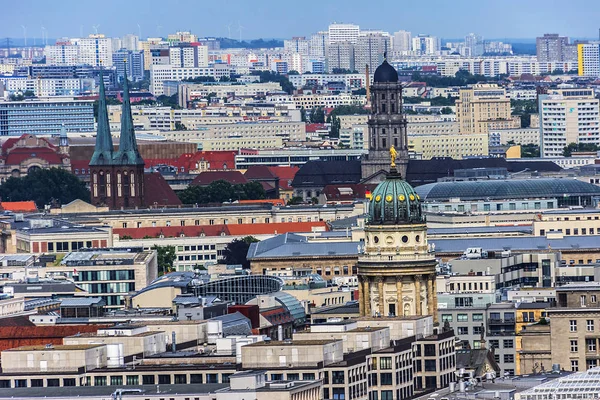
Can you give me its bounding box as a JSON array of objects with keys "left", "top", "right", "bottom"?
[
  {"left": 408, "top": 133, "right": 489, "bottom": 159},
  {"left": 111, "top": 49, "right": 145, "bottom": 82},
  {"left": 149, "top": 64, "right": 231, "bottom": 96},
  {"left": 140, "top": 37, "right": 168, "bottom": 71},
  {"left": 120, "top": 34, "right": 140, "bottom": 51},
  {"left": 0, "top": 100, "right": 94, "bottom": 136},
  {"left": 412, "top": 35, "right": 439, "bottom": 55},
  {"left": 328, "top": 23, "right": 360, "bottom": 44},
  {"left": 539, "top": 88, "right": 600, "bottom": 158},
  {"left": 167, "top": 31, "right": 198, "bottom": 44},
  {"left": 536, "top": 33, "right": 577, "bottom": 62},
  {"left": 71, "top": 34, "right": 114, "bottom": 67},
  {"left": 0, "top": 76, "right": 95, "bottom": 97},
  {"left": 169, "top": 44, "right": 209, "bottom": 68},
  {"left": 354, "top": 31, "right": 391, "bottom": 73},
  {"left": 392, "top": 30, "right": 412, "bottom": 54},
  {"left": 577, "top": 42, "right": 600, "bottom": 77},
  {"left": 456, "top": 84, "right": 511, "bottom": 135}
]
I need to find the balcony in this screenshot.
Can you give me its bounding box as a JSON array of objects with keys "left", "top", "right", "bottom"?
[{"left": 488, "top": 319, "right": 516, "bottom": 325}]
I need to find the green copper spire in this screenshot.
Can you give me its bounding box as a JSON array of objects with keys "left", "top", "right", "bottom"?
[
  {"left": 114, "top": 60, "right": 145, "bottom": 166},
  {"left": 90, "top": 66, "right": 114, "bottom": 166}
]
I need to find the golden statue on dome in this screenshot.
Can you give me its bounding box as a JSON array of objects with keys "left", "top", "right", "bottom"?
[{"left": 390, "top": 145, "right": 397, "bottom": 168}]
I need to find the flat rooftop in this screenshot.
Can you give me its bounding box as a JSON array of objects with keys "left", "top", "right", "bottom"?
[
  {"left": 7, "top": 344, "right": 104, "bottom": 352},
  {"left": 245, "top": 339, "right": 340, "bottom": 347},
  {"left": 0, "top": 384, "right": 228, "bottom": 398}
]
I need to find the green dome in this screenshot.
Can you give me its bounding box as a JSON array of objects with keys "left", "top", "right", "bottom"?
[{"left": 368, "top": 170, "right": 424, "bottom": 225}]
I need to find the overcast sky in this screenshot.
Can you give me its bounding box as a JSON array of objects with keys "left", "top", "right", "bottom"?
[{"left": 3, "top": 0, "right": 600, "bottom": 41}]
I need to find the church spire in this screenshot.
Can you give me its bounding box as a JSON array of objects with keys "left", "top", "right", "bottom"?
[
  {"left": 114, "top": 60, "right": 144, "bottom": 166},
  {"left": 90, "top": 66, "right": 114, "bottom": 166}
]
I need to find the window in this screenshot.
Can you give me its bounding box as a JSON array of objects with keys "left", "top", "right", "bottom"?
[
  {"left": 63, "top": 378, "right": 76, "bottom": 386},
  {"left": 425, "top": 360, "right": 437, "bottom": 371},
  {"left": 158, "top": 375, "right": 171, "bottom": 384},
  {"left": 593, "top": 295, "right": 597, "bottom": 303},
  {"left": 332, "top": 388, "right": 346, "bottom": 400},
  {"left": 380, "top": 357, "right": 392, "bottom": 369},
  {"left": 570, "top": 340, "right": 578, "bottom": 352},
  {"left": 332, "top": 371, "right": 345, "bottom": 384},
  {"left": 457, "top": 314, "right": 468, "bottom": 322},
  {"left": 110, "top": 376, "right": 123, "bottom": 386},
  {"left": 126, "top": 375, "right": 139, "bottom": 385},
  {"left": 570, "top": 320, "right": 578, "bottom": 332},
  {"left": 142, "top": 375, "right": 155, "bottom": 385},
  {"left": 190, "top": 374, "right": 203, "bottom": 384},
  {"left": 588, "top": 320, "right": 595, "bottom": 332},
  {"left": 457, "top": 327, "right": 469, "bottom": 335},
  {"left": 47, "top": 378, "right": 60, "bottom": 387},
  {"left": 30, "top": 379, "right": 43, "bottom": 387},
  {"left": 588, "top": 338, "right": 597, "bottom": 352},
  {"left": 380, "top": 373, "right": 393, "bottom": 385},
  {"left": 381, "top": 390, "right": 393, "bottom": 400},
  {"left": 489, "top": 340, "right": 499, "bottom": 349},
  {"left": 581, "top": 295, "right": 587, "bottom": 306},
  {"left": 503, "top": 340, "right": 514, "bottom": 349},
  {"left": 504, "top": 354, "right": 514, "bottom": 363},
  {"left": 572, "top": 360, "right": 579, "bottom": 372},
  {"left": 473, "top": 313, "right": 483, "bottom": 321},
  {"left": 94, "top": 376, "right": 107, "bottom": 386},
  {"left": 441, "top": 314, "right": 453, "bottom": 322},
  {"left": 473, "top": 326, "right": 483, "bottom": 335}
]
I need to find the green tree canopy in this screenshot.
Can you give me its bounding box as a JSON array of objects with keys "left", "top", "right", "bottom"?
[
  {"left": 177, "top": 180, "right": 266, "bottom": 205},
  {"left": 411, "top": 70, "right": 506, "bottom": 88},
  {"left": 521, "top": 144, "right": 540, "bottom": 158},
  {"left": 0, "top": 168, "right": 90, "bottom": 208},
  {"left": 328, "top": 105, "right": 369, "bottom": 120},
  {"left": 220, "top": 236, "right": 259, "bottom": 269},
  {"left": 251, "top": 70, "right": 295, "bottom": 94},
  {"left": 310, "top": 107, "right": 325, "bottom": 123},
  {"left": 151, "top": 245, "right": 176, "bottom": 276},
  {"left": 563, "top": 142, "right": 599, "bottom": 157}
]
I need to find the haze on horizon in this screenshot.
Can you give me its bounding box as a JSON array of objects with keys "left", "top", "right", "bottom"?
[{"left": 2, "top": 0, "right": 600, "bottom": 41}]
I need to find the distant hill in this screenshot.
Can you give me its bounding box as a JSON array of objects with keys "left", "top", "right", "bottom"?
[{"left": 218, "top": 37, "right": 283, "bottom": 49}]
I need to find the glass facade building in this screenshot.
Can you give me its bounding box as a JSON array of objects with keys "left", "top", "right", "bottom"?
[{"left": 0, "top": 100, "right": 95, "bottom": 136}]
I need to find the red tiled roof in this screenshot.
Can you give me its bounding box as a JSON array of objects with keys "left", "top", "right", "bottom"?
[
  {"left": 143, "top": 173, "right": 182, "bottom": 207},
  {"left": 0, "top": 201, "right": 38, "bottom": 212},
  {"left": 244, "top": 165, "right": 277, "bottom": 180},
  {"left": 191, "top": 170, "right": 248, "bottom": 186},
  {"left": 226, "top": 221, "right": 328, "bottom": 236},
  {"left": 305, "top": 123, "right": 327, "bottom": 133},
  {"left": 4, "top": 148, "right": 65, "bottom": 165},
  {"left": 321, "top": 184, "right": 377, "bottom": 202},
  {"left": 267, "top": 166, "right": 299, "bottom": 190},
  {"left": 114, "top": 221, "right": 327, "bottom": 239},
  {"left": 0, "top": 325, "right": 104, "bottom": 352}
]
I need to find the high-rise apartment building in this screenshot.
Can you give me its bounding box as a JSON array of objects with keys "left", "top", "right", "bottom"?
[
  {"left": 167, "top": 31, "right": 198, "bottom": 44},
  {"left": 140, "top": 38, "right": 168, "bottom": 71},
  {"left": 71, "top": 34, "right": 113, "bottom": 67},
  {"left": 121, "top": 34, "right": 140, "bottom": 51},
  {"left": 536, "top": 33, "right": 577, "bottom": 62},
  {"left": 112, "top": 50, "right": 145, "bottom": 82},
  {"left": 456, "top": 84, "right": 511, "bottom": 135},
  {"left": 327, "top": 42, "right": 355, "bottom": 73},
  {"left": 464, "top": 33, "right": 484, "bottom": 57},
  {"left": 392, "top": 30, "right": 412, "bottom": 54},
  {"left": 328, "top": 23, "right": 360, "bottom": 45},
  {"left": 169, "top": 44, "right": 209, "bottom": 68},
  {"left": 284, "top": 37, "right": 310, "bottom": 56},
  {"left": 577, "top": 42, "right": 600, "bottom": 77},
  {"left": 412, "top": 34, "right": 439, "bottom": 55},
  {"left": 539, "top": 88, "right": 600, "bottom": 158},
  {"left": 354, "top": 31, "right": 391, "bottom": 73},
  {"left": 310, "top": 31, "right": 329, "bottom": 57},
  {"left": 44, "top": 41, "right": 79, "bottom": 65}
]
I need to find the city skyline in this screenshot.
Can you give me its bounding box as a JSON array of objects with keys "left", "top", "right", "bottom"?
[{"left": 3, "top": 0, "right": 600, "bottom": 42}]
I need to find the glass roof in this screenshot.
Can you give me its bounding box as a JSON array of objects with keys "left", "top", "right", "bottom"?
[
  {"left": 415, "top": 178, "right": 600, "bottom": 201},
  {"left": 519, "top": 367, "right": 600, "bottom": 400}
]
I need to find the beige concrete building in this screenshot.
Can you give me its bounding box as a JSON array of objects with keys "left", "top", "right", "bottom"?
[
  {"left": 489, "top": 128, "right": 540, "bottom": 146},
  {"left": 456, "top": 84, "right": 511, "bottom": 135},
  {"left": 408, "top": 132, "right": 489, "bottom": 159},
  {"left": 1, "top": 344, "right": 108, "bottom": 374},
  {"left": 532, "top": 209, "right": 600, "bottom": 237}
]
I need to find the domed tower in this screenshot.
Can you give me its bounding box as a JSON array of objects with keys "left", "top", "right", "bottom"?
[
  {"left": 358, "top": 150, "right": 437, "bottom": 320},
  {"left": 361, "top": 55, "right": 409, "bottom": 180}
]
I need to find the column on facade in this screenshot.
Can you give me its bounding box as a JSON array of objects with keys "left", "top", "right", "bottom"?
[
  {"left": 415, "top": 275, "right": 422, "bottom": 315},
  {"left": 427, "top": 274, "right": 434, "bottom": 317},
  {"left": 396, "top": 276, "right": 403, "bottom": 317},
  {"left": 358, "top": 276, "right": 365, "bottom": 317},
  {"left": 432, "top": 274, "right": 438, "bottom": 323},
  {"left": 377, "top": 276, "right": 385, "bottom": 316},
  {"left": 364, "top": 276, "right": 372, "bottom": 316}
]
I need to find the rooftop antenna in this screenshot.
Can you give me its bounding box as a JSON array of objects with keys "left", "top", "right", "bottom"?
[{"left": 21, "top": 25, "right": 27, "bottom": 47}]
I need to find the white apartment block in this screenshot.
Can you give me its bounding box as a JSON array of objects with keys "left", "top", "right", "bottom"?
[
  {"left": 284, "top": 37, "right": 310, "bottom": 55},
  {"left": 354, "top": 31, "right": 391, "bottom": 73},
  {"left": 267, "top": 93, "right": 365, "bottom": 109},
  {"left": 0, "top": 77, "right": 95, "bottom": 97},
  {"left": 70, "top": 35, "right": 113, "bottom": 67},
  {"left": 149, "top": 64, "right": 231, "bottom": 96},
  {"left": 178, "top": 82, "right": 282, "bottom": 106},
  {"left": 328, "top": 23, "right": 360, "bottom": 44},
  {"left": 412, "top": 35, "right": 439, "bottom": 55},
  {"left": 577, "top": 42, "right": 600, "bottom": 77},
  {"left": 310, "top": 31, "right": 329, "bottom": 57},
  {"left": 508, "top": 89, "right": 538, "bottom": 100},
  {"left": 169, "top": 45, "right": 209, "bottom": 68},
  {"left": 287, "top": 73, "right": 366, "bottom": 89},
  {"left": 121, "top": 34, "right": 140, "bottom": 51},
  {"left": 327, "top": 42, "right": 355, "bottom": 72},
  {"left": 539, "top": 88, "right": 600, "bottom": 158},
  {"left": 44, "top": 43, "right": 79, "bottom": 65},
  {"left": 488, "top": 128, "right": 540, "bottom": 147}
]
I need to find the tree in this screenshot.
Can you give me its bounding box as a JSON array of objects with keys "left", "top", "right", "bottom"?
[
  {"left": 352, "top": 88, "right": 367, "bottom": 95},
  {"left": 251, "top": 70, "right": 295, "bottom": 94},
  {"left": 152, "top": 245, "right": 176, "bottom": 276},
  {"left": 521, "top": 144, "right": 540, "bottom": 158},
  {"left": 176, "top": 180, "right": 266, "bottom": 205},
  {"left": 300, "top": 107, "right": 307, "bottom": 122},
  {"left": 287, "top": 196, "right": 304, "bottom": 205},
  {"left": 328, "top": 105, "right": 369, "bottom": 119},
  {"left": 440, "top": 107, "right": 453, "bottom": 114},
  {"left": 329, "top": 116, "right": 341, "bottom": 138},
  {"left": 0, "top": 168, "right": 90, "bottom": 208},
  {"left": 182, "top": 76, "right": 216, "bottom": 83},
  {"left": 23, "top": 90, "right": 35, "bottom": 98},
  {"left": 310, "top": 107, "right": 325, "bottom": 123},
  {"left": 563, "top": 142, "right": 599, "bottom": 157},
  {"left": 239, "top": 181, "right": 266, "bottom": 200},
  {"left": 174, "top": 122, "right": 188, "bottom": 131},
  {"left": 156, "top": 94, "right": 181, "bottom": 109},
  {"left": 220, "top": 236, "right": 259, "bottom": 269}
]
